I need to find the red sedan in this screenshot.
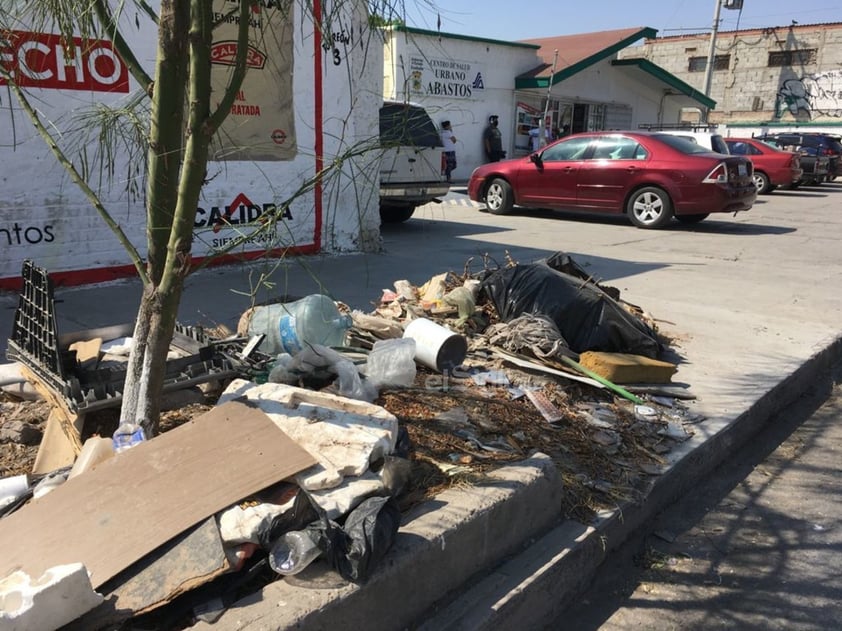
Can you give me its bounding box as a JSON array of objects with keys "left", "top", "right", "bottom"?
[
  {"left": 724, "top": 137, "right": 802, "bottom": 194},
  {"left": 468, "top": 132, "right": 757, "bottom": 229}
]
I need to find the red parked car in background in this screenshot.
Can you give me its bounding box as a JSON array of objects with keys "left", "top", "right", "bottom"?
[
  {"left": 724, "top": 137, "right": 802, "bottom": 194},
  {"left": 467, "top": 131, "right": 757, "bottom": 229}
]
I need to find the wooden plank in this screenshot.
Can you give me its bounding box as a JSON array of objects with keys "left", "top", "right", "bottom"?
[
  {"left": 0, "top": 400, "right": 316, "bottom": 588},
  {"left": 20, "top": 364, "right": 84, "bottom": 458},
  {"left": 71, "top": 517, "right": 230, "bottom": 629},
  {"left": 69, "top": 337, "right": 102, "bottom": 368},
  {"left": 31, "top": 408, "right": 80, "bottom": 474},
  {"left": 106, "top": 516, "right": 230, "bottom": 614}
]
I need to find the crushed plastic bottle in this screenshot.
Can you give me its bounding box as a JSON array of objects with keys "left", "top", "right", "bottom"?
[
  {"left": 268, "top": 529, "right": 321, "bottom": 575},
  {"left": 246, "top": 294, "right": 353, "bottom": 355},
  {"left": 112, "top": 423, "right": 147, "bottom": 453}
]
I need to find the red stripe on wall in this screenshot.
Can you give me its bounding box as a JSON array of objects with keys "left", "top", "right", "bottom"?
[
  {"left": 313, "top": 0, "right": 324, "bottom": 249},
  {"left": 0, "top": 243, "right": 321, "bottom": 292}
]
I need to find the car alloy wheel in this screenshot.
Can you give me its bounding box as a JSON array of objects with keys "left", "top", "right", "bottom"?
[
  {"left": 627, "top": 186, "right": 673, "bottom": 228},
  {"left": 485, "top": 178, "right": 514, "bottom": 215},
  {"left": 753, "top": 171, "right": 771, "bottom": 194}
]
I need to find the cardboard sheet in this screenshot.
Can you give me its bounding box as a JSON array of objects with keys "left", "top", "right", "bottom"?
[{"left": 0, "top": 399, "right": 316, "bottom": 588}]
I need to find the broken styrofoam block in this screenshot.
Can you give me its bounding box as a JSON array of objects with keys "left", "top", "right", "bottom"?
[
  {"left": 577, "top": 351, "right": 677, "bottom": 384},
  {"left": 218, "top": 380, "right": 398, "bottom": 491},
  {"left": 309, "top": 470, "right": 389, "bottom": 520},
  {"left": 0, "top": 563, "right": 103, "bottom": 630},
  {"left": 218, "top": 497, "right": 295, "bottom": 545}
]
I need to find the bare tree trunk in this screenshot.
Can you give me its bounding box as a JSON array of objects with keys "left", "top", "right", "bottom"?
[
  {"left": 121, "top": 0, "right": 251, "bottom": 436},
  {"left": 119, "top": 0, "right": 190, "bottom": 434}
]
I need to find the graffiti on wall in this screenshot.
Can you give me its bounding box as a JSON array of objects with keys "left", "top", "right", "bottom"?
[{"left": 775, "top": 69, "right": 842, "bottom": 119}]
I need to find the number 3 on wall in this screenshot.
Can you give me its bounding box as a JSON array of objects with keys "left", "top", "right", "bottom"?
[{"left": 332, "top": 47, "right": 341, "bottom": 65}]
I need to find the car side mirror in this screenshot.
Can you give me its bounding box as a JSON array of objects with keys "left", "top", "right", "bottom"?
[{"left": 530, "top": 153, "right": 542, "bottom": 166}]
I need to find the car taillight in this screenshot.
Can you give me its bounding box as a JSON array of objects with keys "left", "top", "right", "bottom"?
[
  {"left": 822, "top": 148, "right": 833, "bottom": 156},
  {"left": 703, "top": 163, "right": 728, "bottom": 184}
]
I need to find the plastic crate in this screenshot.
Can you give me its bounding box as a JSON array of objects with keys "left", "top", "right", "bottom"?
[{"left": 6, "top": 260, "right": 270, "bottom": 412}]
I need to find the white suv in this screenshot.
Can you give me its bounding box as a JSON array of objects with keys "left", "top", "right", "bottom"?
[
  {"left": 378, "top": 101, "right": 450, "bottom": 223},
  {"left": 639, "top": 125, "right": 730, "bottom": 154}
]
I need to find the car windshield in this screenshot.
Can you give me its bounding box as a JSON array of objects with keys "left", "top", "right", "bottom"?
[
  {"left": 726, "top": 141, "right": 751, "bottom": 155},
  {"left": 757, "top": 139, "right": 785, "bottom": 151},
  {"left": 651, "top": 133, "right": 712, "bottom": 155},
  {"left": 379, "top": 103, "right": 442, "bottom": 148}
]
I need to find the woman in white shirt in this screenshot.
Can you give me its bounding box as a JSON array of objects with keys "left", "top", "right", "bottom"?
[{"left": 440, "top": 121, "right": 458, "bottom": 183}]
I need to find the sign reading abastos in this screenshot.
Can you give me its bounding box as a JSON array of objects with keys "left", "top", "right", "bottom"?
[{"left": 409, "top": 55, "right": 484, "bottom": 99}]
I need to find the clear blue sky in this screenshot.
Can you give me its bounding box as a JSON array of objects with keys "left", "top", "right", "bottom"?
[{"left": 403, "top": 0, "right": 842, "bottom": 41}]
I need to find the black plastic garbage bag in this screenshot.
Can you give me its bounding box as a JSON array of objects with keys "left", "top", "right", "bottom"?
[
  {"left": 299, "top": 491, "right": 402, "bottom": 584},
  {"left": 336, "top": 496, "right": 402, "bottom": 583},
  {"left": 257, "top": 488, "right": 320, "bottom": 549},
  {"left": 479, "top": 259, "right": 662, "bottom": 358}
]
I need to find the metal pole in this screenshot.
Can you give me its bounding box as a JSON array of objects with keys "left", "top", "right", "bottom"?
[
  {"left": 701, "top": 0, "right": 723, "bottom": 122},
  {"left": 540, "top": 49, "right": 559, "bottom": 146}
]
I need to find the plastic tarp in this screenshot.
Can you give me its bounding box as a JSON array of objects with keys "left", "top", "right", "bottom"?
[{"left": 480, "top": 257, "right": 662, "bottom": 358}]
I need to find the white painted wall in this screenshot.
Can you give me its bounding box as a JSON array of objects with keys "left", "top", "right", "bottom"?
[
  {"left": 0, "top": 0, "right": 380, "bottom": 288},
  {"left": 383, "top": 30, "right": 705, "bottom": 177},
  {"left": 383, "top": 28, "right": 540, "bottom": 181}
]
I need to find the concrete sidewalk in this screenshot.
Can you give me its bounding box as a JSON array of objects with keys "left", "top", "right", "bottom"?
[{"left": 2, "top": 183, "right": 842, "bottom": 628}]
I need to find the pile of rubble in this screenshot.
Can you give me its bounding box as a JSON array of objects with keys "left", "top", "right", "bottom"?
[{"left": 0, "top": 253, "right": 701, "bottom": 629}]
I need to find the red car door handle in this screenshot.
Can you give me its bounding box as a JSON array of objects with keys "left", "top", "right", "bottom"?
[{"left": 626, "top": 166, "right": 637, "bottom": 172}]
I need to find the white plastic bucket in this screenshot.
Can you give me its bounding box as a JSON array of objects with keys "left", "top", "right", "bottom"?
[{"left": 403, "top": 318, "right": 467, "bottom": 372}]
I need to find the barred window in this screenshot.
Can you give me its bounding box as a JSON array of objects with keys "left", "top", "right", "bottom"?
[
  {"left": 688, "top": 55, "right": 730, "bottom": 72},
  {"left": 768, "top": 49, "right": 817, "bottom": 67}
]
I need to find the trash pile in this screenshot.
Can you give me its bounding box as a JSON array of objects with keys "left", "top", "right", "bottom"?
[{"left": 0, "top": 253, "right": 702, "bottom": 630}]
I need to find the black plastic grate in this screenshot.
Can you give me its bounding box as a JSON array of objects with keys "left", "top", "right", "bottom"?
[
  {"left": 8, "top": 259, "right": 65, "bottom": 382},
  {"left": 6, "top": 260, "right": 270, "bottom": 412}
]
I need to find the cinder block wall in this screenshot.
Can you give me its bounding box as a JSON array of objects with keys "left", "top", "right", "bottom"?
[{"left": 619, "top": 23, "right": 842, "bottom": 124}]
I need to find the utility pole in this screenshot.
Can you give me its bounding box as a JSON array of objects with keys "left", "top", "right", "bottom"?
[
  {"left": 701, "top": 0, "right": 723, "bottom": 122},
  {"left": 540, "top": 49, "right": 559, "bottom": 147}
]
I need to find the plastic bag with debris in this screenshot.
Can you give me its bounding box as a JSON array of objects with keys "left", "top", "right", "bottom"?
[
  {"left": 268, "top": 344, "right": 377, "bottom": 402},
  {"left": 480, "top": 258, "right": 661, "bottom": 358}
]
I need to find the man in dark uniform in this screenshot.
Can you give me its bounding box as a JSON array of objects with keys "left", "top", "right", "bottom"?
[{"left": 483, "top": 115, "right": 505, "bottom": 162}]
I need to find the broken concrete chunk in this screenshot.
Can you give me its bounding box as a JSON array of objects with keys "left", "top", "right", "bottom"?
[
  {"left": 0, "top": 420, "right": 42, "bottom": 445},
  {"left": 578, "top": 351, "right": 677, "bottom": 384},
  {"left": 0, "top": 563, "right": 103, "bottom": 631}
]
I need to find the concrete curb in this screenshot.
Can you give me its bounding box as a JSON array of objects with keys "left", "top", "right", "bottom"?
[
  {"left": 417, "top": 334, "right": 842, "bottom": 629},
  {"left": 198, "top": 454, "right": 562, "bottom": 630}
]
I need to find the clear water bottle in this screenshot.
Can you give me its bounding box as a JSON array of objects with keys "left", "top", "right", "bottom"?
[
  {"left": 247, "top": 294, "right": 352, "bottom": 355},
  {"left": 268, "top": 530, "right": 321, "bottom": 575},
  {"left": 112, "top": 423, "right": 146, "bottom": 453}
]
